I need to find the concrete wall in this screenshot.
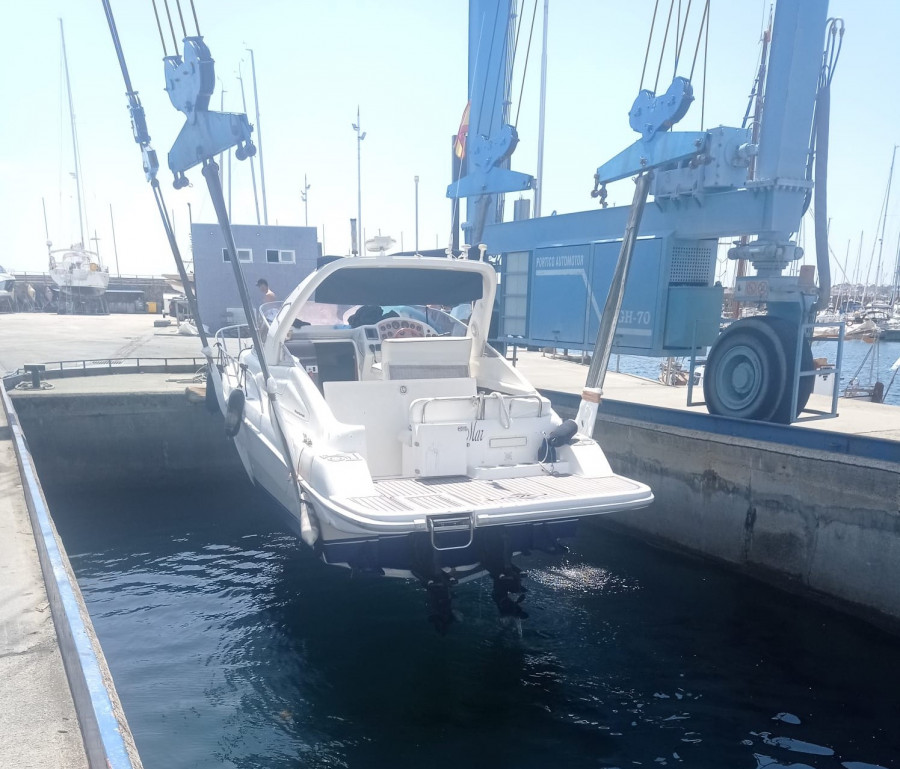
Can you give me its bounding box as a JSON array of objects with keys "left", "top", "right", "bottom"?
[
  {"left": 11, "top": 392, "right": 240, "bottom": 491},
  {"left": 552, "top": 403, "right": 900, "bottom": 629},
  {"left": 191, "top": 223, "right": 319, "bottom": 331}
]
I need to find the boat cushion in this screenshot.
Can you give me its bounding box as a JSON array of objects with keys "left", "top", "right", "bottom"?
[{"left": 381, "top": 336, "right": 472, "bottom": 380}]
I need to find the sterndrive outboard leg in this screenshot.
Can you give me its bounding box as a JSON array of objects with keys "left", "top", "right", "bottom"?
[
  {"left": 479, "top": 528, "right": 528, "bottom": 620},
  {"left": 410, "top": 533, "right": 458, "bottom": 635}
]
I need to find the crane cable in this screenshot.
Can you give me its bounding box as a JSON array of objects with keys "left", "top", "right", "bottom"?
[
  {"left": 810, "top": 17, "right": 845, "bottom": 314},
  {"left": 513, "top": 0, "right": 539, "bottom": 128},
  {"left": 640, "top": 0, "right": 709, "bottom": 108},
  {"left": 148, "top": 0, "right": 310, "bottom": 520},
  {"left": 639, "top": 0, "right": 661, "bottom": 92},
  {"left": 99, "top": 0, "right": 210, "bottom": 353}
]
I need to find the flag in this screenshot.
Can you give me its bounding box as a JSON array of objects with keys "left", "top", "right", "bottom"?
[{"left": 454, "top": 101, "right": 470, "bottom": 159}]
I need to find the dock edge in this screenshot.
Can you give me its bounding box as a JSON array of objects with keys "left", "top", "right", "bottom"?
[{"left": 0, "top": 384, "right": 143, "bottom": 769}]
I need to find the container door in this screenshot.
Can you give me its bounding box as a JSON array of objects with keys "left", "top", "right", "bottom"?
[{"left": 528, "top": 245, "right": 591, "bottom": 347}]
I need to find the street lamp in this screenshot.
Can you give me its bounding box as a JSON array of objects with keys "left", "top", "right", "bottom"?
[
  {"left": 301, "top": 173, "right": 311, "bottom": 227},
  {"left": 352, "top": 106, "right": 366, "bottom": 254},
  {"left": 414, "top": 175, "right": 420, "bottom": 254}
]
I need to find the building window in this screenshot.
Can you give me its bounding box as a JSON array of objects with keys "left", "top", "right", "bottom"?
[
  {"left": 266, "top": 249, "right": 296, "bottom": 264},
  {"left": 222, "top": 248, "right": 252, "bottom": 263}
]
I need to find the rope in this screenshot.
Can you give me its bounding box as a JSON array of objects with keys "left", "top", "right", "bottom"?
[
  {"left": 514, "top": 0, "right": 539, "bottom": 128},
  {"left": 150, "top": 0, "right": 168, "bottom": 56},
  {"left": 653, "top": 0, "right": 676, "bottom": 93},
  {"left": 639, "top": 0, "right": 661, "bottom": 91}
]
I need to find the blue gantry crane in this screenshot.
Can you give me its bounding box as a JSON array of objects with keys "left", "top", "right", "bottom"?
[{"left": 451, "top": 0, "right": 841, "bottom": 424}]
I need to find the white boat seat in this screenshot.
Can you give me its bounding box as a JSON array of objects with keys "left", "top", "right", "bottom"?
[
  {"left": 325, "top": 378, "right": 477, "bottom": 478},
  {"left": 380, "top": 336, "right": 472, "bottom": 380},
  {"left": 403, "top": 392, "right": 555, "bottom": 477}
]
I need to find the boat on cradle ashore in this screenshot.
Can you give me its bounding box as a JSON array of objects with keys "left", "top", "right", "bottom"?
[
  {"left": 877, "top": 306, "right": 900, "bottom": 341},
  {"left": 48, "top": 245, "right": 109, "bottom": 299},
  {"left": 0, "top": 263, "right": 14, "bottom": 310},
  {"left": 209, "top": 254, "right": 653, "bottom": 629}
]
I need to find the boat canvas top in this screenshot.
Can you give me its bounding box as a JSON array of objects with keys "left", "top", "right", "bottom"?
[{"left": 263, "top": 255, "right": 497, "bottom": 363}]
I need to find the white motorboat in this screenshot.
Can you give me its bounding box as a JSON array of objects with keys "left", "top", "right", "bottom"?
[
  {"left": 48, "top": 246, "right": 109, "bottom": 298},
  {"left": 210, "top": 254, "right": 653, "bottom": 627}
]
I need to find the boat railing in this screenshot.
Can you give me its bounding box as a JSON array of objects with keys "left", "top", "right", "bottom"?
[{"left": 214, "top": 324, "right": 254, "bottom": 365}]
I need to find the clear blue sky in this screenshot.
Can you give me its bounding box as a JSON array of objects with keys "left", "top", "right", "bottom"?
[{"left": 1, "top": 1, "right": 898, "bottom": 287}]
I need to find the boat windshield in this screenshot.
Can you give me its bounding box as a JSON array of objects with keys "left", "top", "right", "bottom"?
[{"left": 277, "top": 301, "right": 468, "bottom": 336}]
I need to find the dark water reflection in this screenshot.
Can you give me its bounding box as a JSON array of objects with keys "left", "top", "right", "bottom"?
[{"left": 49, "top": 481, "right": 900, "bottom": 769}]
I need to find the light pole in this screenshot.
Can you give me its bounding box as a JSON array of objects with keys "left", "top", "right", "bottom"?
[
  {"left": 414, "top": 175, "right": 420, "bottom": 254},
  {"left": 301, "top": 174, "right": 311, "bottom": 227},
  {"left": 352, "top": 106, "right": 366, "bottom": 254}
]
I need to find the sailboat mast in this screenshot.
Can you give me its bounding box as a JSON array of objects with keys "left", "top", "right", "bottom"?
[
  {"left": 59, "top": 18, "right": 86, "bottom": 247},
  {"left": 874, "top": 145, "right": 898, "bottom": 300},
  {"left": 247, "top": 47, "right": 268, "bottom": 225}
]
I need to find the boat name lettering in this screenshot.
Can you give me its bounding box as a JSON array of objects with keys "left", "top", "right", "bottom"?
[
  {"left": 535, "top": 253, "right": 584, "bottom": 270},
  {"left": 320, "top": 453, "right": 362, "bottom": 462},
  {"left": 467, "top": 421, "right": 485, "bottom": 443}
]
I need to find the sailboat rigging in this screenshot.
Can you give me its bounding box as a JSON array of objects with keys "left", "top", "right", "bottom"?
[{"left": 47, "top": 19, "right": 109, "bottom": 314}]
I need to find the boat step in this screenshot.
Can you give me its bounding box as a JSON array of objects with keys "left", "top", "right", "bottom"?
[{"left": 427, "top": 512, "right": 475, "bottom": 551}]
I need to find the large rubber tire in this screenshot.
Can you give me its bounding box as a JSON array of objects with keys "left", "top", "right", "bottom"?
[
  {"left": 756, "top": 316, "right": 814, "bottom": 424},
  {"left": 704, "top": 317, "right": 787, "bottom": 421}
]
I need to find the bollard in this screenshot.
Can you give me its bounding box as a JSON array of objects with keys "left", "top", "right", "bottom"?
[{"left": 23, "top": 364, "right": 46, "bottom": 389}]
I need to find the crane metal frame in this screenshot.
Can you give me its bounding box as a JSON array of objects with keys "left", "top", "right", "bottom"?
[{"left": 450, "top": 0, "right": 833, "bottom": 423}]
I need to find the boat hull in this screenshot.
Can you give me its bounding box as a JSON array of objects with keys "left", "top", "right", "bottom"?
[{"left": 317, "top": 518, "right": 579, "bottom": 576}]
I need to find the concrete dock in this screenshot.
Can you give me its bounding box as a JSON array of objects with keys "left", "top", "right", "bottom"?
[
  {"left": 0, "top": 400, "right": 88, "bottom": 769},
  {"left": 0, "top": 314, "right": 178, "bottom": 769},
  {"left": 513, "top": 349, "right": 900, "bottom": 442}
]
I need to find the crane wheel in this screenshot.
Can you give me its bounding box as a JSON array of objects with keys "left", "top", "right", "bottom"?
[
  {"left": 704, "top": 316, "right": 814, "bottom": 424},
  {"left": 755, "top": 316, "right": 814, "bottom": 423},
  {"left": 704, "top": 317, "right": 786, "bottom": 422}
]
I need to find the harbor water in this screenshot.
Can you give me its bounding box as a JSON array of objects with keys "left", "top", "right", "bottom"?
[
  {"left": 613, "top": 339, "right": 900, "bottom": 407},
  {"left": 48, "top": 479, "right": 900, "bottom": 769}
]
